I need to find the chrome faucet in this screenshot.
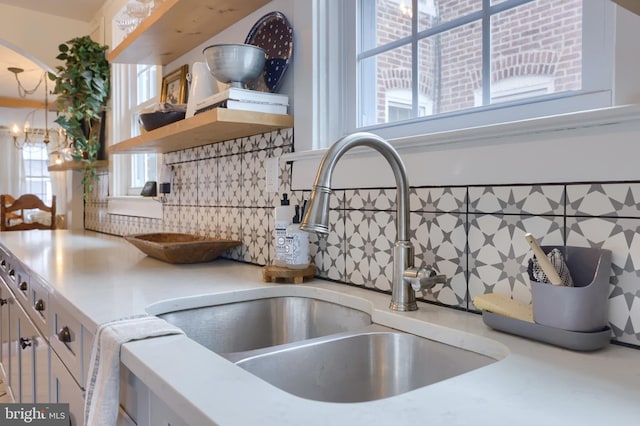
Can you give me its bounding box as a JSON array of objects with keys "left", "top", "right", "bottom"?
[{"left": 300, "top": 132, "right": 446, "bottom": 311}]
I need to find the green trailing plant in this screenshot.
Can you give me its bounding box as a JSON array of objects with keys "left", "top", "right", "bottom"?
[{"left": 48, "top": 35, "right": 110, "bottom": 195}]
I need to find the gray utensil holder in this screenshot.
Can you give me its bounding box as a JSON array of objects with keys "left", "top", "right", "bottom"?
[{"left": 530, "top": 246, "right": 611, "bottom": 332}]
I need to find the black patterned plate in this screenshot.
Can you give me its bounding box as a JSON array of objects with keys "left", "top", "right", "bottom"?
[{"left": 244, "top": 11, "right": 293, "bottom": 92}]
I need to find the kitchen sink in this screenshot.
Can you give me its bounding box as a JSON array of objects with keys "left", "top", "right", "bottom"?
[
  {"left": 235, "top": 330, "right": 496, "bottom": 403},
  {"left": 156, "top": 294, "right": 498, "bottom": 402},
  {"left": 157, "top": 296, "right": 372, "bottom": 354}
]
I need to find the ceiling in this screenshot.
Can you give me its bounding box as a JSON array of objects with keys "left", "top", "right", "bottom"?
[
  {"left": 0, "top": 0, "right": 104, "bottom": 22},
  {"left": 0, "top": 1, "right": 104, "bottom": 129}
]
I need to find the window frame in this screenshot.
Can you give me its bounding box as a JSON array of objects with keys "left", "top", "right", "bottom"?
[
  {"left": 107, "top": 63, "right": 163, "bottom": 219},
  {"left": 110, "top": 63, "right": 162, "bottom": 197},
  {"left": 21, "top": 141, "right": 52, "bottom": 204},
  {"left": 320, "top": 0, "right": 614, "bottom": 146}
]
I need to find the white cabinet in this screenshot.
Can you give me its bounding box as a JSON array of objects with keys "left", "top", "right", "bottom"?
[
  {"left": 0, "top": 276, "right": 14, "bottom": 400},
  {"left": 14, "top": 301, "right": 49, "bottom": 403},
  {"left": 0, "top": 274, "right": 49, "bottom": 404},
  {"left": 0, "top": 243, "right": 93, "bottom": 424},
  {"left": 50, "top": 350, "right": 84, "bottom": 426},
  {"left": 120, "top": 365, "right": 188, "bottom": 426}
]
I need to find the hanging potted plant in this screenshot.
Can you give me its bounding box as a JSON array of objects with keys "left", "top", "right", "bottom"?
[{"left": 48, "top": 35, "right": 110, "bottom": 195}]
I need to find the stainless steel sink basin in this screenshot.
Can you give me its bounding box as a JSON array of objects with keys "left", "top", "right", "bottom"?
[
  {"left": 236, "top": 330, "right": 496, "bottom": 402},
  {"left": 158, "top": 296, "right": 372, "bottom": 354}
]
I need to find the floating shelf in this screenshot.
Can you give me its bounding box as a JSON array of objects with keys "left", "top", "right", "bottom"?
[
  {"left": 48, "top": 160, "right": 109, "bottom": 172},
  {"left": 108, "top": 0, "right": 271, "bottom": 65},
  {"left": 108, "top": 108, "right": 294, "bottom": 154}
]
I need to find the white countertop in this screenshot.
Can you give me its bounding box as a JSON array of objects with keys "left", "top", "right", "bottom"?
[{"left": 1, "top": 230, "right": 639, "bottom": 425}]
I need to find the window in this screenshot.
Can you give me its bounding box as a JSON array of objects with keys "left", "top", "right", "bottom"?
[
  {"left": 111, "top": 63, "right": 161, "bottom": 196},
  {"left": 22, "top": 143, "right": 52, "bottom": 204},
  {"left": 333, "top": 0, "right": 612, "bottom": 141},
  {"left": 129, "top": 64, "right": 159, "bottom": 191}
]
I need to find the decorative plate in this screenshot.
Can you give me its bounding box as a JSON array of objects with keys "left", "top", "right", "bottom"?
[{"left": 244, "top": 11, "right": 293, "bottom": 92}]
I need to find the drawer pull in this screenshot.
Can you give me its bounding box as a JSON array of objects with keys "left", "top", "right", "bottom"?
[
  {"left": 0, "top": 259, "right": 5, "bottom": 268},
  {"left": 35, "top": 299, "right": 45, "bottom": 312},
  {"left": 19, "top": 282, "right": 27, "bottom": 291},
  {"left": 19, "top": 337, "right": 32, "bottom": 350},
  {"left": 8, "top": 269, "right": 15, "bottom": 279},
  {"left": 57, "top": 326, "right": 72, "bottom": 343},
  {"left": 0, "top": 298, "right": 6, "bottom": 306}
]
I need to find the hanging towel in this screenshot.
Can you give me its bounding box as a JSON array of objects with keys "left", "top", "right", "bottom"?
[{"left": 84, "top": 315, "right": 185, "bottom": 426}]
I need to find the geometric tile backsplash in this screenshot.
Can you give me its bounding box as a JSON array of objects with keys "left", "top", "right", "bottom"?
[{"left": 85, "top": 130, "right": 640, "bottom": 349}]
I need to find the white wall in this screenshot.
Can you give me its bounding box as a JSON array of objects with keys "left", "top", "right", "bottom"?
[
  {"left": 291, "top": 106, "right": 640, "bottom": 189},
  {"left": 0, "top": 4, "right": 88, "bottom": 70}
]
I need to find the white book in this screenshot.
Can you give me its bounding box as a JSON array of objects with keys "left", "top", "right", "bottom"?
[
  {"left": 195, "top": 87, "right": 289, "bottom": 111},
  {"left": 225, "top": 99, "right": 288, "bottom": 115}
]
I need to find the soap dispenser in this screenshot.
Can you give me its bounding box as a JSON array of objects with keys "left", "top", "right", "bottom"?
[
  {"left": 285, "top": 201, "right": 310, "bottom": 269},
  {"left": 274, "top": 193, "right": 294, "bottom": 266}
]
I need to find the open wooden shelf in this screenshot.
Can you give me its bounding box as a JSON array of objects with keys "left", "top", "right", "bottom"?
[
  {"left": 48, "top": 160, "right": 109, "bottom": 172},
  {"left": 108, "top": 0, "right": 271, "bottom": 65},
  {"left": 108, "top": 108, "right": 294, "bottom": 154}
]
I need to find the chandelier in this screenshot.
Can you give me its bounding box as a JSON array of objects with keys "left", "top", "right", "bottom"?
[{"left": 7, "top": 67, "right": 65, "bottom": 152}]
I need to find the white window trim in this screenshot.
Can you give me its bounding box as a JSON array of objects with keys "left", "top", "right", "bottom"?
[
  {"left": 293, "top": 0, "right": 617, "bottom": 153},
  {"left": 107, "top": 196, "right": 163, "bottom": 219},
  {"left": 474, "top": 75, "right": 556, "bottom": 106},
  {"left": 107, "top": 63, "right": 163, "bottom": 218},
  {"left": 284, "top": 103, "right": 640, "bottom": 188}
]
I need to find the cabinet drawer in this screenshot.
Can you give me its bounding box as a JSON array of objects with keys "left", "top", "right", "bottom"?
[
  {"left": 50, "top": 297, "right": 85, "bottom": 386},
  {"left": 0, "top": 245, "right": 10, "bottom": 280},
  {"left": 6, "top": 260, "right": 29, "bottom": 303},
  {"left": 50, "top": 350, "right": 84, "bottom": 426},
  {"left": 26, "top": 275, "right": 49, "bottom": 334}
]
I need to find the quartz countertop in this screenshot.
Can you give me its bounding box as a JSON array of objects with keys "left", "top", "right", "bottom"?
[{"left": 1, "top": 230, "right": 639, "bottom": 425}]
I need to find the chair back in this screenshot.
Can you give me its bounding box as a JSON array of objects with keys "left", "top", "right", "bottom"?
[
  {"left": 2, "top": 194, "right": 23, "bottom": 223},
  {"left": 1, "top": 194, "right": 56, "bottom": 231}
]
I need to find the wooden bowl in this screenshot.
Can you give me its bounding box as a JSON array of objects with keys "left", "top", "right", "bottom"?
[{"left": 125, "top": 233, "right": 241, "bottom": 264}]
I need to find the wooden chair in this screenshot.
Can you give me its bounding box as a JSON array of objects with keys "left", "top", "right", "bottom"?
[
  {"left": 0, "top": 194, "right": 56, "bottom": 231},
  {"left": 2, "top": 195, "right": 23, "bottom": 224}
]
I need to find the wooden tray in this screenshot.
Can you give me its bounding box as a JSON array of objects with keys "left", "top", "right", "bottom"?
[{"left": 262, "top": 264, "right": 315, "bottom": 284}]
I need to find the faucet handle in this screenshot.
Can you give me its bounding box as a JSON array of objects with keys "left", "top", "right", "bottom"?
[{"left": 403, "top": 266, "right": 447, "bottom": 292}]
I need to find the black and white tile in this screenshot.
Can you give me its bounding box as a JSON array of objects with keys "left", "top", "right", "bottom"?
[
  {"left": 567, "top": 183, "right": 640, "bottom": 217},
  {"left": 469, "top": 185, "right": 564, "bottom": 215},
  {"left": 411, "top": 211, "right": 467, "bottom": 307},
  {"left": 411, "top": 187, "right": 467, "bottom": 212},
  {"left": 243, "top": 207, "right": 270, "bottom": 265},
  {"left": 85, "top": 135, "right": 640, "bottom": 349},
  {"left": 313, "top": 210, "right": 346, "bottom": 282},
  {"left": 345, "top": 210, "right": 396, "bottom": 291},
  {"left": 197, "top": 157, "right": 218, "bottom": 207},
  {"left": 218, "top": 153, "right": 242, "bottom": 207}
]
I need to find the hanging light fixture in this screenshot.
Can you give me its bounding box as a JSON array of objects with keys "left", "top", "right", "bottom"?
[{"left": 7, "top": 67, "right": 63, "bottom": 150}]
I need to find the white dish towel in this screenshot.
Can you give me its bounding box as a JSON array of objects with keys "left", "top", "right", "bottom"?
[{"left": 84, "top": 315, "right": 184, "bottom": 426}]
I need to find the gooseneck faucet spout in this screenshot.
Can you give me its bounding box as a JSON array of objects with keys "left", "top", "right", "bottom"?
[{"left": 300, "top": 132, "right": 446, "bottom": 311}]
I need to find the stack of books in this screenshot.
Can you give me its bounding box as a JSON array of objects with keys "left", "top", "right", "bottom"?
[{"left": 194, "top": 87, "right": 289, "bottom": 115}]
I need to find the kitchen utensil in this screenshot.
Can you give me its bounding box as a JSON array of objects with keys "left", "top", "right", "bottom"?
[{"left": 524, "top": 233, "right": 562, "bottom": 285}]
